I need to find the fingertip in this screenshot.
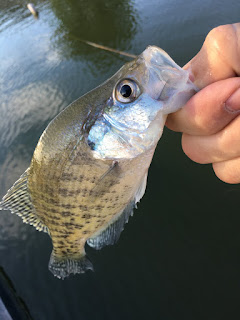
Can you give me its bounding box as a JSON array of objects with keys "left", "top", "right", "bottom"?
[
  {"left": 212, "top": 160, "right": 240, "bottom": 184},
  {"left": 181, "top": 134, "right": 209, "bottom": 164}
]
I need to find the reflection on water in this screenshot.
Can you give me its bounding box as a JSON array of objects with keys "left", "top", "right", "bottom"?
[
  {"left": 50, "top": 0, "right": 138, "bottom": 58},
  {"left": 1, "top": 0, "right": 240, "bottom": 319}
]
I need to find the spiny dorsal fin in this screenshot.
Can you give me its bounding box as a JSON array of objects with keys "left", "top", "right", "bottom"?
[
  {"left": 0, "top": 169, "right": 49, "bottom": 233},
  {"left": 87, "top": 173, "right": 148, "bottom": 250}
]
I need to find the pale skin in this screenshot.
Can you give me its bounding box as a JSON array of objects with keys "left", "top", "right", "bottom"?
[{"left": 166, "top": 23, "right": 240, "bottom": 184}]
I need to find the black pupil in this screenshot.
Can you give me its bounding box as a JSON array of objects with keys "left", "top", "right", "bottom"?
[{"left": 120, "top": 84, "right": 132, "bottom": 98}]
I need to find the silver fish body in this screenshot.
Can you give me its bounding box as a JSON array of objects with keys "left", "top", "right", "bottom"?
[{"left": 0, "top": 46, "right": 197, "bottom": 279}]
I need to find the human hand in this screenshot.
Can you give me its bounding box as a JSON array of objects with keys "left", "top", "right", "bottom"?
[{"left": 166, "top": 23, "right": 240, "bottom": 184}]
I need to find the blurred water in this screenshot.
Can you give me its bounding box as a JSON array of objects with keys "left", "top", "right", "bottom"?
[{"left": 1, "top": 0, "right": 240, "bottom": 319}]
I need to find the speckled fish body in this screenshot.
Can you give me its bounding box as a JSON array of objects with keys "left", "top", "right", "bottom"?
[{"left": 0, "top": 46, "right": 197, "bottom": 279}]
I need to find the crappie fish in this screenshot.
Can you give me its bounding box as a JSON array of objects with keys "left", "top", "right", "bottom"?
[{"left": 0, "top": 46, "right": 197, "bottom": 279}]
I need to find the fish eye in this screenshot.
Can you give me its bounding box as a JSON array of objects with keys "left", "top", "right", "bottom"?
[{"left": 115, "top": 79, "right": 140, "bottom": 103}]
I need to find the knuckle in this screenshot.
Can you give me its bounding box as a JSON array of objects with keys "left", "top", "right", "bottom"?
[
  {"left": 206, "top": 24, "right": 232, "bottom": 43},
  {"left": 205, "top": 24, "right": 238, "bottom": 58},
  {"left": 191, "top": 116, "right": 219, "bottom": 136}
]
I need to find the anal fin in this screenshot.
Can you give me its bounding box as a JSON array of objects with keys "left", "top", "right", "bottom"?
[
  {"left": 48, "top": 252, "right": 93, "bottom": 279},
  {"left": 0, "top": 169, "right": 49, "bottom": 233},
  {"left": 87, "top": 200, "right": 135, "bottom": 250}
]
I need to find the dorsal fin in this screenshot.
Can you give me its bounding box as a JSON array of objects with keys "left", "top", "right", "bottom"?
[
  {"left": 87, "top": 173, "right": 148, "bottom": 250},
  {"left": 0, "top": 169, "right": 49, "bottom": 233}
]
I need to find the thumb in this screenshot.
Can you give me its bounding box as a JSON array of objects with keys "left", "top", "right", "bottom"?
[
  {"left": 166, "top": 77, "right": 240, "bottom": 135},
  {"left": 184, "top": 24, "right": 240, "bottom": 89}
]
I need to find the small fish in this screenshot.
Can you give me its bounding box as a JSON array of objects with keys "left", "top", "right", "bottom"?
[{"left": 0, "top": 46, "right": 198, "bottom": 279}]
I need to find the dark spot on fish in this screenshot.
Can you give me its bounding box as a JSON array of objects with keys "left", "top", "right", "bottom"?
[
  {"left": 68, "top": 191, "right": 75, "bottom": 197},
  {"left": 45, "top": 185, "right": 55, "bottom": 197},
  {"left": 59, "top": 188, "right": 68, "bottom": 197},
  {"left": 55, "top": 228, "right": 71, "bottom": 234},
  {"left": 95, "top": 205, "right": 104, "bottom": 211},
  {"left": 51, "top": 208, "right": 60, "bottom": 214},
  {"left": 60, "top": 189, "right": 81, "bottom": 197},
  {"left": 108, "top": 180, "right": 116, "bottom": 187},
  {"left": 82, "top": 213, "right": 91, "bottom": 219},
  {"left": 61, "top": 251, "right": 67, "bottom": 255},
  {"left": 61, "top": 204, "right": 76, "bottom": 209},
  {"left": 79, "top": 205, "right": 88, "bottom": 211},
  {"left": 78, "top": 174, "right": 85, "bottom": 182},
  {"left": 60, "top": 172, "right": 73, "bottom": 181},
  {"left": 62, "top": 211, "right": 74, "bottom": 217},
  {"left": 48, "top": 219, "right": 60, "bottom": 226},
  {"left": 64, "top": 222, "right": 84, "bottom": 229},
  {"left": 96, "top": 222, "right": 104, "bottom": 228},
  {"left": 58, "top": 241, "right": 64, "bottom": 245},
  {"left": 45, "top": 198, "right": 59, "bottom": 206},
  {"left": 83, "top": 230, "right": 89, "bottom": 234},
  {"left": 63, "top": 222, "right": 74, "bottom": 229},
  {"left": 71, "top": 251, "right": 79, "bottom": 255},
  {"left": 82, "top": 188, "right": 89, "bottom": 195}
]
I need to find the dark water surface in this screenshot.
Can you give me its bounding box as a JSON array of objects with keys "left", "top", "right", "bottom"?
[{"left": 1, "top": 0, "right": 240, "bottom": 319}]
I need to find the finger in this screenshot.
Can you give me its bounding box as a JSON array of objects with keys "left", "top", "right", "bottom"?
[
  {"left": 181, "top": 115, "right": 240, "bottom": 164},
  {"left": 184, "top": 23, "right": 240, "bottom": 89},
  {"left": 213, "top": 157, "right": 240, "bottom": 184},
  {"left": 166, "top": 78, "right": 240, "bottom": 135}
]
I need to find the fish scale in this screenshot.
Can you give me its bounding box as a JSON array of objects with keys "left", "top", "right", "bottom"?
[{"left": 0, "top": 46, "right": 198, "bottom": 278}]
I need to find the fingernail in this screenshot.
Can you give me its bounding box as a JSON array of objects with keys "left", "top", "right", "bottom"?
[{"left": 225, "top": 88, "right": 240, "bottom": 113}]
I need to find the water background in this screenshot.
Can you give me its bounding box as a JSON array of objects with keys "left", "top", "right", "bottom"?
[{"left": 1, "top": 0, "right": 240, "bottom": 319}]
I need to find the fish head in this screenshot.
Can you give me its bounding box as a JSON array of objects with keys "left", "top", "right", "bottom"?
[{"left": 88, "top": 46, "right": 198, "bottom": 159}]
